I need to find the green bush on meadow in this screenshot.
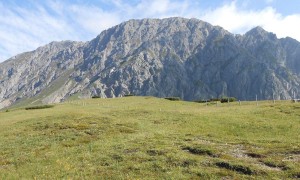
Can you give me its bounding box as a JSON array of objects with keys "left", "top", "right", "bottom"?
[
  {"left": 164, "top": 97, "right": 181, "bottom": 101},
  {"left": 25, "top": 105, "right": 54, "bottom": 110},
  {"left": 220, "top": 97, "right": 237, "bottom": 103}
]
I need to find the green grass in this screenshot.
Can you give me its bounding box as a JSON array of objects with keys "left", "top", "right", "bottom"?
[{"left": 0, "top": 97, "right": 299, "bottom": 179}]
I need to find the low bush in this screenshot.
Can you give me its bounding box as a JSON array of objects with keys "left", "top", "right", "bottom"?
[
  {"left": 210, "top": 98, "right": 220, "bottom": 102},
  {"left": 25, "top": 105, "right": 54, "bottom": 110},
  {"left": 92, "top": 95, "right": 101, "bottom": 98},
  {"left": 182, "top": 146, "right": 215, "bottom": 157},
  {"left": 124, "top": 94, "right": 135, "bottom": 97},
  {"left": 194, "top": 100, "right": 210, "bottom": 103},
  {"left": 220, "top": 97, "right": 237, "bottom": 103},
  {"left": 164, "top": 97, "right": 181, "bottom": 101}
]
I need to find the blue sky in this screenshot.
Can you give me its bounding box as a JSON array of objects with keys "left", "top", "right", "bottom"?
[{"left": 1, "top": 0, "right": 300, "bottom": 62}]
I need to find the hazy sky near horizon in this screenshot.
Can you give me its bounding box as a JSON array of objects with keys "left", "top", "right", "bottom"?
[{"left": 0, "top": 0, "right": 300, "bottom": 62}]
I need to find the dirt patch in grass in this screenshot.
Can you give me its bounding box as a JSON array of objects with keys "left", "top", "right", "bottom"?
[
  {"left": 215, "top": 162, "right": 255, "bottom": 175},
  {"left": 181, "top": 159, "right": 197, "bottom": 167},
  {"left": 147, "top": 149, "right": 166, "bottom": 156},
  {"left": 123, "top": 148, "right": 139, "bottom": 154},
  {"left": 111, "top": 154, "right": 123, "bottom": 162},
  {"left": 246, "top": 152, "right": 266, "bottom": 158},
  {"left": 165, "top": 156, "right": 197, "bottom": 168},
  {"left": 283, "top": 154, "right": 300, "bottom": 162},
  {"left": 228, "top": 145, "right": 248, "bottom": 159}
]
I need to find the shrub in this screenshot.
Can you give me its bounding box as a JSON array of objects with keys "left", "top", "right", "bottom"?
[
  {"left": 182, "top": 146, "right": 215, "bottom": 156},
  {"left": 92, "top": 95, "right": 101, "bottom": 98},
  {"left": 124, "top": 94, "right": 135, "bottom": 97},
  {"left": 220, "top": 97, "right": 237, "bottom": 103},
  {"left": 164, "top": 97, "right": 181, "bottom": 101},
  {"left": 194, "top": 100, "right": 208, "bottom": 103},
  {"left": 210, "top": 98, "right": 220, "bottom": 102},
  {"left": 25, "top": 105, "right": 54, "bottom": 110}
]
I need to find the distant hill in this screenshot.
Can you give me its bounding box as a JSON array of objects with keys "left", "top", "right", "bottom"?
[{"left": 1, "top": 17, "right": 300, "bottom": 109}]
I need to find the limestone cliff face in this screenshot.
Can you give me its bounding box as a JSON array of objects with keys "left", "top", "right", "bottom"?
[
  {"left": 0, "top": 41, "right": 85, "bottom": 108},
  {"left": 0, "top": 17, "right": 300, "bottom": 108}
]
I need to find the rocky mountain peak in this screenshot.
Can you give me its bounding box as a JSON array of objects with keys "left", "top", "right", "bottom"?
[
  {"left": 1, "top": 17, "right": 300, "bottom": 109},
  {"left": 246, "top": 26, "right": 267, "bottom": 34},
  {"left": 245, "top": 26, "right": 277, "bottom": 41}
]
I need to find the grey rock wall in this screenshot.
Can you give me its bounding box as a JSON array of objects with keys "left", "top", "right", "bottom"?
[{"left": 0, "top": 17, "right": 300, "bottom": 108}]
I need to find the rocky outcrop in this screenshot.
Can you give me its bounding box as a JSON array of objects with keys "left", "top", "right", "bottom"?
[
  {"left": 0, "top": 41, "right": 85, "bottom": 108},
  {"left": 0, "top": 17, "right": 300, "bottom": 108}
]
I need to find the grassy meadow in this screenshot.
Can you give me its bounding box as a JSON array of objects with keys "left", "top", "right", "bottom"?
[{"left": 0, "top": 97, "right": 299, "bottom": 179}]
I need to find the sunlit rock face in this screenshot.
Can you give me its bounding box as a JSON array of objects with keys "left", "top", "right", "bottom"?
[{"left": 1, "top": 17, "right": 300, "bottom": 108}]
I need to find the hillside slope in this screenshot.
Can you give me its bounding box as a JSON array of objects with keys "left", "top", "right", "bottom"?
[
  {"left": 0, "top": 97, "right": 299, "bottom": 178},
  {"left": 1, "top": 17, "right": 300, "bottom": 108}
]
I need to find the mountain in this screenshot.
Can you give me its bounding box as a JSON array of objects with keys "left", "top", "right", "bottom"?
[{"left": 1, "top": 17, "right": 300, "bottom": 109}]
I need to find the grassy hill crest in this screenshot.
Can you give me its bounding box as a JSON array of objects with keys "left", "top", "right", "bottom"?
[{"left": 0, "top": 97, "right": 299, "bottom": 179}]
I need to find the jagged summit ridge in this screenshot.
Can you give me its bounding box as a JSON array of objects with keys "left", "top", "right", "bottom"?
[
  {"left": 246, "top": 26, "right": 268, "bottom": 35},
  {"left": 0, "top": 17, "right": 300, "bottom": 109}
]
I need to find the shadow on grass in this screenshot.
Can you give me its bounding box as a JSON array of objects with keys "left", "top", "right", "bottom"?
[
  {"left": 215, "top": 162, "right": 255, "bottom": 175},
  {"left": 25, "top": 105, "right": 54, "bottom": 110}
]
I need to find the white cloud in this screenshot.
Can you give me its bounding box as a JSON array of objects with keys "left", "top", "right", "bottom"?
[
  {"left": 200, "top": 1, "right": 300, "bottom": 41},
  {"left": 0, "top": 1, "right": 80, "bottom": 62},
  {"left": 69, "top": 5, "right": 121, "bottom": 34},
  {"left": 0, "top": 1, "right": 117, "bottom": 62}
]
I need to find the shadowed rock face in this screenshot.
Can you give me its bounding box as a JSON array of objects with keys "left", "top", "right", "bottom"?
[{"left": 0, "top": 17, "right": 300, "bottom": 108}]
